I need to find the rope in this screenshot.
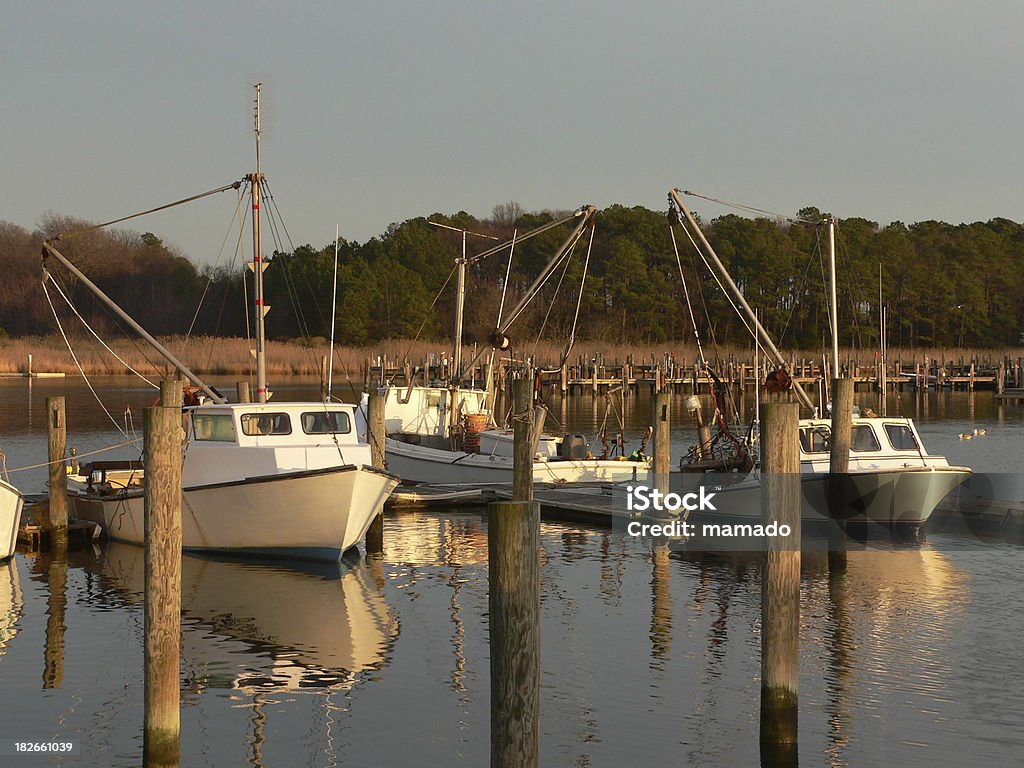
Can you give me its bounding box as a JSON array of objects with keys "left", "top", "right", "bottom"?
[
  {"left": 42, "top": 278, "right": 131, "bottom": 438},
  {"left": 4, "top": 438, "right": 143, "bottom": 474},
  {"left": 187, "top": 187, "right": 248, "bottom": 338},
  {"left": 669, "top": 225, "right": 707, "bottom": 368},
  {"left": 562, "top": 222, "right": 595, "bottom": 365},
  {"left": 680, "top": 189, "right": 815, "bottom": 225},
  {"left": 43, "top": 272, "right": 160, "bottom": 389},
  {"left": 52, "top": 181, "right": 243, "bottom": 242}
]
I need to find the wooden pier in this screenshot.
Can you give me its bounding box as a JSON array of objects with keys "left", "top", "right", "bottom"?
[{"left": 364, "top": 350, "right": 1023, "bottom": 397}]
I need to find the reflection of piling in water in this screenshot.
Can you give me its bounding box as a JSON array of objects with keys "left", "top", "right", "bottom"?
[
  {"left": 650, "top": 543, "right": 672, "bottom": 661},
  {"left": 489, "top": 379, "right": 540, "bottom": 767},
  {"left": 828, "top": 379, "right": 853, "bottom": 573},
  {"left": 42, "top": 552, "right": 68, "bottom": 689},
  {"left": 144, "top": 382, "right": 183, "bottom": 766},
  {"left": 760, "top": 400, "right": 800, "bottom": 764}
]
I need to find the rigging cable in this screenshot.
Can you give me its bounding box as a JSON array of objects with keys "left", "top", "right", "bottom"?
[
  {"left": 52, "top": 181, "right": 244, "bottom": 242},
  {"left": 41, "top": 276, "right": 132, "bottom": 438},
  {"left": 42, "top": 271, "right": 159, "bottom": 390}
]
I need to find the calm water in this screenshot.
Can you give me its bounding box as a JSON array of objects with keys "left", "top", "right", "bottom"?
[{"left": 1, "top": 377, "right": 1022, "bottom": 766}]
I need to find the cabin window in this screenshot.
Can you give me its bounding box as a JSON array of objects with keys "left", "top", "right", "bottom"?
[
  {"left": 850, "top": 424, "right": 881, "bottom": 452},
  {"left": 240, "top": 413, "right": 292, "bottom": 436},
  {"left": 192, "top": 413, "right": 237, "bottom": 442},
  {"left": 884, "top": 424, "right": 919, "bottom": 451},
  {"left": 301, "top": 411, "right": 352, "bottom": 435},
  {"left": 799, "top": 426, "right": 831, "bottom": 453}
]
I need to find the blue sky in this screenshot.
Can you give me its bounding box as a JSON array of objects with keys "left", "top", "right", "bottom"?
[{"left": 4, "top": 1, "right": 1021, "bottom": 265}]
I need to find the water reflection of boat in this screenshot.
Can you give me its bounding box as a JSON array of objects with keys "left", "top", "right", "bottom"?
[
  {"left": 0, "top": 557, "right": 24, "bottom": 657},
  {"left": 95, "top": 542, "right": 398, "bottom": 691}
]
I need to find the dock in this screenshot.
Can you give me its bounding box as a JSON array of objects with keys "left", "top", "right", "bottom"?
[
  {"left": 365, "top": 351, "right": 1024, "bottom": 397},
  {"left": 492, "top": 483, "right": 633, "bottom": 526}
]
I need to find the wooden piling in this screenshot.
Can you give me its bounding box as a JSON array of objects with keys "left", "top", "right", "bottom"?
[
  {"left": 489, "top": 377, "right": 540, "bottom": 768},
  {"left": 236, "top": 381, "right": 251, "bottom": 403},
  {"left": 653, "top": 392, "right": 671, "bottom": 495},
  {"left": 365, "top": 391, "right": 386, "bottom": 554},
  {"left": 45, "top": 396, "right": 68, "bottom": 549},
  {"left": 828, "top": 379, "right": 853, "bottom": 572},
  {"left": 513, "top": 379, "right": 533, "bottom": 501},
  {"left": 760, "top": 400, "right": 800, "bottom": 759},
  {"left": 143, "top": 391, "right": 184, "bottom": 767}
]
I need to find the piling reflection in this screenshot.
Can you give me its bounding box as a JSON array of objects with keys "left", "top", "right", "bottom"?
[
  {"left": 32, "top": 549, "right": 69, "bottom": 689},
  {"left": 669, "top": 543, "right": 968, "bottom": 768}
]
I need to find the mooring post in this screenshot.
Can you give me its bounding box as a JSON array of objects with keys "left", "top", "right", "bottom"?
[
  {"left": 512, "top": 378, "right": 533, "bottom": 501},
  {"left": 365, "top": 391, "right": 386, "bottom": 554},
  {"left": 144, "top": 381, "right": 183, "bottom": 767},
  {"left": 236, "top": 381, "right": 251, "bottom": 403},
  {"left": 489, "top": 376, "right": 540, "bottom": 768},
  {"left": 760, "top": 399, "right": 800, "bottom": 762},
  {"left": 828, "top": 379, "right": 853, "bottom": 572},
  {"left": 653, "top": 391, "right": 671, "bottom": 495},
  {"left": 45, "top": 396, "right": 69, "bottom": 549}
]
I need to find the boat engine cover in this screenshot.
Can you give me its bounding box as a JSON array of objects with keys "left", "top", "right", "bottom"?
[{"left": 559, "top": 434, "right": 589, "bottom": 460}]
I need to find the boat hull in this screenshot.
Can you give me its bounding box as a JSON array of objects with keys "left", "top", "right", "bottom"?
[
  {"left": 0, "top": 479, "right": 24, "bottom": 560},
  {"left": 385, "top": 438, "right": 648, "bottom": 487},
  {"left": 69, "top": 465, "right": 397, "bottom": 561},
  {"left": 675, "top": 466, "right": 972, "bottom": 529}
]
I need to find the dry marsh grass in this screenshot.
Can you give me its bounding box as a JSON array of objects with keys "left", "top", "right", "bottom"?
[{"left": 0, "top": 336, "right": 1020, "bottom": 378}]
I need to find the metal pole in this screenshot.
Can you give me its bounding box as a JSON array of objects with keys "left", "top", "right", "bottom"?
[
  {"left": 828, "top": 217, "right": 839, "bottom": 377},
  {"left": 669, "top": 189, "right": 814, "bottom": 413},
  {"left": 327, "top": 224, "right": 340, "bottom": 399},
  {"left": 41, "top": 242, "right": 225, "bottom": 404}
]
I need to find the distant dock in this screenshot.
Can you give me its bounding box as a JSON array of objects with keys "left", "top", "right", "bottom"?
[
  {"left": 0, "top": 372, "right": 66, "bottom": 378},
  {"left": 365, "top": 351, "right": 1023, "bottom": 397}
]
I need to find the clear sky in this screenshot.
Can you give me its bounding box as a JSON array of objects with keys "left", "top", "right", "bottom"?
[{"left": 4, "top": 1, "right": 1021, "bottom": 265}]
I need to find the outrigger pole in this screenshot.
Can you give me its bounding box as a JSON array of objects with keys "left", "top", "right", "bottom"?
[
  {"left": 667, "top": 188, "right": 816, "bottom": 414},
  {"left": 41, "top": 240, "right": 228, "bottom": 404}
]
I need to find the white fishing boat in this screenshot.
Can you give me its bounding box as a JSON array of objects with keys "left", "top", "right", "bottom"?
[
  {"left": 364, "top": 205, "right": 651, "bottom": 488},
  {"left": 67, "top": 402, "right": 396, "bottom": 560},
  {"left": 0, "top": 478, "right": 24, "bottom": 560},
  {"left": 663, "top": 190, "right": 970, "bottom": 532},
  {"left": 45, "top": 85, "right": 398, "bottom": 561},
  {"left": 645, "top": 415, "right": 968, "bottom": 531}
]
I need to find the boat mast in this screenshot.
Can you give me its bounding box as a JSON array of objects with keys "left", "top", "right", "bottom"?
[
  {"left": 668, "top": 188, "right": 815, "bottom": 413},
  {"left": 249, "top": 83, "right": 269, "bottom": 403},
  {"left": 827, "top": 216, "right": 839, "bottom": 378},
  {"left": 427, "top": 221, "right": 498, "bottom": 437}
]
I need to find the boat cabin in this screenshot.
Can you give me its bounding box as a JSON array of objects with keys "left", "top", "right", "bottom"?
[{"left": 797, "top": 417, "right": 947, "bottom": 471}]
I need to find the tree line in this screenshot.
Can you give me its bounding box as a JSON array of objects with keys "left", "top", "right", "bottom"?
[{"left": 3, "top": 203, "right": 1023, "bottom": 351}]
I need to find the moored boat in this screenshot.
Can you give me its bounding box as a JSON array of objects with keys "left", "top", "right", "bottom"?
[
  {"left": 67, "top": 402, "right": 397, "bottom": 560},
  {"left": 0, "top": 478, "right": 23, "bottom": 560}
]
